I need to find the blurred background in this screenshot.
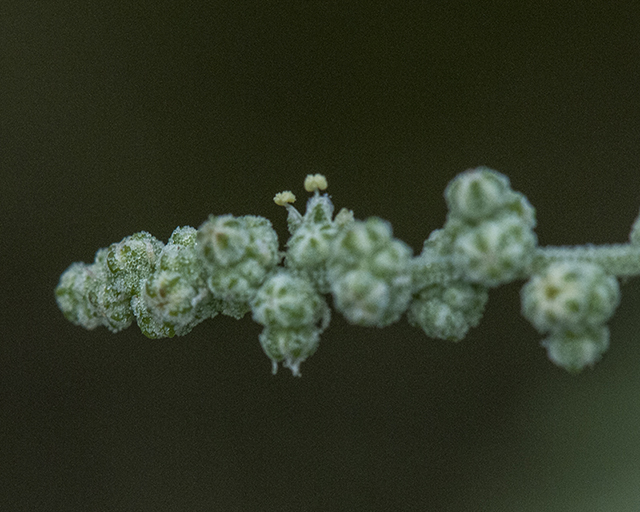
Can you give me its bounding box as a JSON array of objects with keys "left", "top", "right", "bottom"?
[{"left": 2, "top": 2, "right": 640, "bottom": 510}]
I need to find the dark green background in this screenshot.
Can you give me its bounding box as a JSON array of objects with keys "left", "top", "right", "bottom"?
[{"left": 3, "top": 2, "right": 640, "bottom": 510}]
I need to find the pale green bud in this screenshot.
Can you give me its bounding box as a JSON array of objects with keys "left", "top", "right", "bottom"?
[
  {"left": 165, "top": 225, "right": 197, "bottom": 253},
  {"left": 55, "top": 261, "right": 104, "bottom": 330},
  {"left": 521, "top": 261, "right": 620, "bottom": 333},
  {"left": 408, "top": 282, "right": 488, "bottom": 341},
  {"left": 328, "top": 217, "right": 412, "bottom": 327},
  {"left": 331, "top": 269, "right": 390, "bottom": 325},
  {"left": 196, "top": 215, "right": 251, "bottom": 267},
  {"left": 86, "top": 282, "right": 134, "bottom": 333},
  {"left": 445, "top": 167, "right": 511, "bottom": 222},
  {"left": 132, "top": 226, "right": 218, "bottom": 338},
  {"left": 259, "top": 326, "right": 321, "bottom": 376},
  {"left": 285, "top": 195, "right": 339, "bottom": 292},
  {"left": 501, "top": 191, "right": 536, "bottom": 229},
  {"left": 542, "top": 326, "right": 610, "bottom": 373},
  {"left": 105, "top": 231, "right": 164, "bottom": 295},
  {"left": 197, "top": 215, "right": 280, "bottom": 317},
  {"left": 85, "top": 248, "right": 135, "bottom": 333},
  {"left": 132, "top": 283, "right": 217, "bottom": 339},
  {"left": 333, "top": 217, "right": 394, "bottom": 266},
  {"left": 251, "top": 270, "right": 329, "bottom": 330},
  {"left": 56, "top": 242, "right": 145, "bottom": 334},
  {"left": 155, "top": 227, "right": 203, "bottom": 278},
  {"left": 452, "top": 216, "right": 537, "bottom": 286},
  {"left": 252, "top": 270, "right": 329, "bottom": 375}
]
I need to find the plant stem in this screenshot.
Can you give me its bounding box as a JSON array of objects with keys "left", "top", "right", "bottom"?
[{"left": 532, "top": 244, "right": 640, "bottom": 277}]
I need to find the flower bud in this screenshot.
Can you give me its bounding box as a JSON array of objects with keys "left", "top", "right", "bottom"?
[
  {"left": 105, "top": 232, "right": 164, "bottom": 295},
  {"left": 542, "top": 326, "right": 610, "bottom": 373},
  {"left": 408, "top": 282, "right": 488, "bottom": 341},
  {"left": 445, "top": 167, "right": 511, "bottom": 222},
  {"left": 197, "top": 215, "right": 280, "bottom": 317},
  {"left": 251, "top": 271, "right": 329, "bottom": 330},
  {"left": 521, "top": 261, "right": 620, "bottom": 333},
  {"left": 259, "top": 326, "right": 321, "bottom": 377},
  {"left": 55, "top": 262, "right": 104, "bottom": 330},
  {"left": 452, "top": 216, "right": 537, "bottom": 286},
  {"left": 328, "top": 217, "right": 412, "bottom": 327}
]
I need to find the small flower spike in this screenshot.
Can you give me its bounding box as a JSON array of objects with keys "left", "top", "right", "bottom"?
[{"left": 56, "top": 168, "right": 640, "bottom": 375}]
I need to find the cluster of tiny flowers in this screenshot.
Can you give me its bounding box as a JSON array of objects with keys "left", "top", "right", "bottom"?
[
  {"left": 408, "top": 167, "right": 536, "bottom": 342},
  {"left": 251, "top": 270, "right": 330, "bottom": 376},
  {"left": 56, "top": 232, "right": 164, "bottom": 333},
  {"left": 442, "top": 167, "right": 537, "bottom": 286},
  {"left": 56, "top": 169, "right": 640, "bottom": 375},
  {"left": 132, "top": 227, "right": 220, "bottom": 338},
  {"left": 196, "top": 214, "right": 280, "bottom": 318},
  {"left": 327, "top": 217, "right": 413, "bottom": 327},
  {"left": 521, "top": 262, "right": 620, "bottom": 372}
]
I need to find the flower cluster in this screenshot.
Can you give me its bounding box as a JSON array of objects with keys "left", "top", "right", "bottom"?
[
  {"left": 56, "top": 168, "right": 640, "bottom": 375},
  {"left": 521, "top": 262, "right": 620, "bottom": 372}
]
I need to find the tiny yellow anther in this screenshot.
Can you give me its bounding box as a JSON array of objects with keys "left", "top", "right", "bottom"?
[
  {"left": 304, "top": 174, "right": 328, "bottom": 192},
  {"left": 274, "top": 191, "right": 296, "bottom": 206}
]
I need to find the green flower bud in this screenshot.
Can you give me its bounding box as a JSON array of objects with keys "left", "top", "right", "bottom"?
[
  {"left": 86, "top": 282, "right": 134, "bottom": 333},
  {"left": 453, "top": 216, "right": 537, "bottom": 286},
  {"left": 55, "top": 262, "right": 104, "bottom": 330},
  {"left": 328, "top": 217, "right": 412, "bottom": 327},
  {"left": 408, "top": 282, "right": 488, "bottom": 341},
  {"left": 521, "top": 261, "right": 620, "bottom": 333},
  {"left": 331, "top": 269, "right": 390, "bottom": 325},
  {"left": 251, "top": 270, "right": 329, "bottom": 330},
  {"left": 445, "top": 167, "right": 511, "bottom": 222},
  {"left": 137, "top": 271, "right": 209, "bottom": 336},
  {"left": 105, "top": 231, "right": 164, "bottom": 295},
  {"left": 196, "top": 215, "right": 251, "bottom": 267},
  {"left": 251, "top": 270, "right": 329, "bottom": 375},
  {"left": 167, "top": 225, "right": 197, "bottom": 247},
  {"left": 333, "top": 217, "right": 394, "bottom": 266},
  {"left": 133, "top": 226, "right": 219, "bottom": 338},
  {"left": 156, "top": 227, "right": 201, "bottom": 277},
  {"left": 259, "top": 326, "right": 321, "bottom": 376},
  {"left": 501, "top": 191, "right": 536, "bottom": 229},
  {"left": 197, "top": 215, "right": 280, "bottom": 317},
  {"left": 542, "top": 326, "right": 610, "bottom": 373},
  {"left": 84, "top": 248, "right": 135, "bottom": 333},
  {"left": 285, "top": 195, "right": 339, "bottom": 292},
  {"left": 56, "top": 243, "right": 144, "bottom": 334}
]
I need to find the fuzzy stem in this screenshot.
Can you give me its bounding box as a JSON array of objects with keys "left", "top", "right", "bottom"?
[{"left": 532, "top": 244, "right": 640, "bottom": 277}]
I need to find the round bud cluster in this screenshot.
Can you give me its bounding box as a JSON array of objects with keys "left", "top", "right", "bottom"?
[
  {"left": 285, "top": 194, "right": 343, "bottom": 292},
  {"left": 251, "top": 270, "right": 330, "bottom": 376},
  {"left": 327, "top": 217, "right": 412, "bottom": 327},
  {"left": 439, "top": 167, "right": 537, "bottom": 287},
  {"left": 541, "top": 326, "right": 610, "bottom": 373},
  {"left": 452, "top": 216, "right": 537, "bottom": 286},
  {"left": 55, "top": 232, "right": 165, "bottom": 333},
  {"left": 521, "top": 261, "right": 620, "bottom": 371},
  {"left": 106, "top": 231, "right": 165, "bottom": 295},
  {"left": 131, "top": 227, "right": 220, "bottom": 338},
  {"left": 55, "top": 257, "right": 111, "bottom": 331},
  {"left": 521, "top": 261, "right": 620, "bottom": 333},
  {"left": 408, "top": 281, "right": 488, "bottom": 341},
  {"left": 445, "top": 167, "right": 511, "bottom": 221},
  {"left": 196, "top": 214, "right": 280, "bottom": 318}
]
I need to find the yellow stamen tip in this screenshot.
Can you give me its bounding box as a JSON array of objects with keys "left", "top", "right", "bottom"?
[
  {"left": 274, "top": 191, "right": 296, "bottom": 206},
  {"left": 304, "top": 174, "right": 328, "bottom": 192}
]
